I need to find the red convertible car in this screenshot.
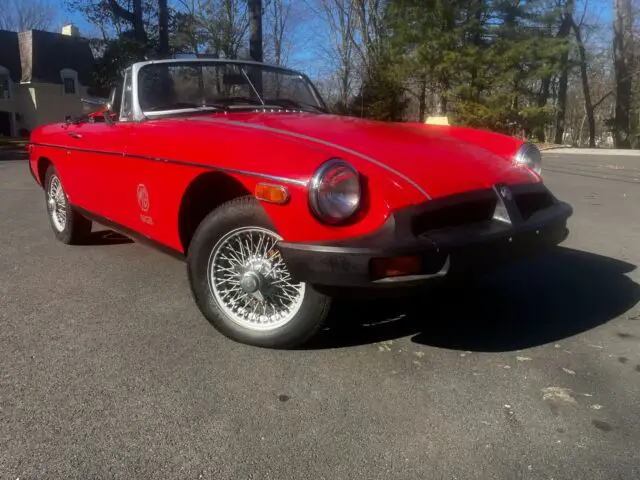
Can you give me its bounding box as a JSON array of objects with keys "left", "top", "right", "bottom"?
[{"left": 28, "top": 59, "right": 572, "bottom": 348}]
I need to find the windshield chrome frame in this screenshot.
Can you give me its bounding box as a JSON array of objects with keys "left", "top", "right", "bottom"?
[{"left": 128, "top": 58, "right": 327, "bottom": 121}]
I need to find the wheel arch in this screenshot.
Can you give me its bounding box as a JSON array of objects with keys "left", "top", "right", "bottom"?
[
  {"left": 36, "top": 156, "right": 53, "bottom": 187},
  {"left": 178, "top": 171, "right": 254, "bottom": 254}
]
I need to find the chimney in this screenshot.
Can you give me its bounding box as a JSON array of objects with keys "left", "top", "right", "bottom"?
[{"left": 61, "top": 24, "right": 79, "bottom": 37}]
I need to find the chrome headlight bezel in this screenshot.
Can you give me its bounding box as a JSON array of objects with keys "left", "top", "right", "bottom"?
[
  {"left": 513, "top": 142, "right": 542, "bottom": 175},
  {"left": 309, "top": 159, "right": 361, "bottom": 224}
]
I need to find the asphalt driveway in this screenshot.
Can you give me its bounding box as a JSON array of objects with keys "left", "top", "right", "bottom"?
[{"left": 1, "top": 152, "right": 639, "bottom": 479}]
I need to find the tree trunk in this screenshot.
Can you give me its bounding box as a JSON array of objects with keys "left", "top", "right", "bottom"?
[
  {"left": 572, "top": 19, "right": 596, "bottom": 147},
  {"left": 248, "top": 0, "right": 263, "bottom": 62},
  {"left": 248, "top": 0, "right": 263, "bottom": 96},
  {"left": 108, "top": 0, "right": 147, "bottom": 45},
  {"left": 578, "top": 111, "right": 587, "bottom": 146},
  {"left": 418, "top": 77, "right": 427, "bottom": 122},
  {"left": 132, "top": 0, "right": 145, "bottom": 43},
  {"left": 613, "top": 0, "right": 632, "bottom": 148},
  {"left": 555, "top": 55, "right": 569, "bottom": 144},
  {"left": 554, "top": 0, "right": 574, "bottom": 145},
  {"left": 535, "top": 77, "right": 551, "bottom": 142},
  {"left": 341, "top": 62, "right": 350, "bottom": 109},
  {"left": 158, "top": 0, "right": 169, "bottom": 56},
  {"left": 440, "top": 77, "right": 449, "bottom": 114}
]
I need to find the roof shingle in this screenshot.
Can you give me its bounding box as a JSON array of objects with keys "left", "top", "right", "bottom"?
[{"left": 0, "top": 30, "right": 21, "bottom": 81}]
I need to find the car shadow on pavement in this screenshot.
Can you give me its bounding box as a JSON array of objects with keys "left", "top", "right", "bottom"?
[
  {"left": 311, "top": 247, "right": 640, "bottom": 352},
  {"left": 82, "top": 229, "right": 133, "bottom": 246}
]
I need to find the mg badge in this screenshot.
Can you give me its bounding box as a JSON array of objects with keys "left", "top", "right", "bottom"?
[
  {"left": 499, "top": 186, "right": 513, "bottom": 201},
  {"left": 137, "top": 184, "right": 150, "bottom": 212}
]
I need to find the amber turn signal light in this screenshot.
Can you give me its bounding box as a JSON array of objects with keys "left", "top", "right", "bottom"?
[
  {"left": 370, "top": 255, "right": 422, "bottom": 279},
  {"left": 255, "top": 183, "right": 289, "bottom": 204}
]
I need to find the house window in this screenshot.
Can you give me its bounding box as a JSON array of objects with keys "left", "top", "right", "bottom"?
[
  {"left": 63, "top": 77, "right": 76, "bottom": 95},
  {"left": 0, "top": 66, "right": 10, "bottom": 100},
  {"left": 60, "top": 69, "right": 79, "bottom": 96}
]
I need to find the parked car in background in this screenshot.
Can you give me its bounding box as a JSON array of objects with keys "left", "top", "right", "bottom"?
[{"left": 28, "top": 59, "right": 572, "bottom": 348}]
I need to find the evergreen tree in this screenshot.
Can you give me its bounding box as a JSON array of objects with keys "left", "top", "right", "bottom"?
[{"left": 384, "top": 0, "right": 569, "bottom": 137}]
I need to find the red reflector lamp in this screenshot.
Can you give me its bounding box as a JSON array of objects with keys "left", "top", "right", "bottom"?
[{"left": 371, "top": 255, "right": 422, "bottom": 279}]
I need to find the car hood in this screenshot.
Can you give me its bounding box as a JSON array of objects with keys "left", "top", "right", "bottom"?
[{"left": 217, "top": 113, "right": 535, "bottom": 199}]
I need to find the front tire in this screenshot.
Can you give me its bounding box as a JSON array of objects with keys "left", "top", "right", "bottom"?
[
  {"left": 44, "top": 166, "right": 92, "bottom": 244},
  {"left": 187, "top": 196, "right": 331, "bottom": 349}
]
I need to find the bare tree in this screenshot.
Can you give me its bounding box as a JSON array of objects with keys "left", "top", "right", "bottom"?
[
  {"left": 65, "top": 0, "right": 131, "bottom": 41},
  {"left": 174, "top": 0, "right": 204, "bottom": 54},
  {"left": 0, "top": 0, "right": 57, "bottom": 31},
  {"left": 351, "top": 0, "right": 385, "bottom": 71},
  {"left": 173, "top": 0, "right": 249, "bottom": 58},
  {"left": 264, "top": 0, "right": 291, "bottom": 65},
  {"left": 314, "top": 0, "right": 358, "bottom": 109},
  {"left": 107, "top": 0, "right": 148, "bottom": 44},
  {"left": 205, "top": 0, "right": 249, "bottom": 58}
]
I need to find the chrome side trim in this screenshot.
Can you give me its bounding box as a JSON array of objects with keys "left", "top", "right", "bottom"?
[
  {"left": 373, "top": 256, "right": 450, "bottom": 284},
  {"left": 222, "top": 167, "right": 307, "bottom": 186},
  {"left": 30, "top": 142, "right": 308, "bottom": 186},
  {"left": 192, "top": 118, "right": 432, "bottom": 200}
]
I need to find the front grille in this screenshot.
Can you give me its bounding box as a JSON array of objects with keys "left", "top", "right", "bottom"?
[
  {"left": 514, "top": 191, "right": 554, "bottom": 220},
  {"left": 412, "top": 196, "right": 496, "bottom": 235}
]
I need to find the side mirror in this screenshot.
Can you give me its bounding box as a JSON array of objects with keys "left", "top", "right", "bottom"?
[
  {"left": 81, "top": 97, "right": 115, "bottom": 125},
  {"left": 81, "top": 97, "right": 110, "bottom": 111}
]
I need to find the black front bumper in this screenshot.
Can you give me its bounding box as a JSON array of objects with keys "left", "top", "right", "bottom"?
[{"left": 278, "top": 183, "right": 572, "bottom": 289}]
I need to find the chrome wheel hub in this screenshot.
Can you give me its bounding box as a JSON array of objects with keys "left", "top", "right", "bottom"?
[
  {"left": 47, "top": 176, "right": 67, "bottom": 232},
  {"left": 240, "top": 271, "right": 261, "bottom": 294},
  {"left": 207, "top": 227, "right": 306, "bottom": 331}
]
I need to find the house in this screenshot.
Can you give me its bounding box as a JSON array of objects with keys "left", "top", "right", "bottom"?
[{"left": 0, "top": 24, "right": 94, "bottom": 137}]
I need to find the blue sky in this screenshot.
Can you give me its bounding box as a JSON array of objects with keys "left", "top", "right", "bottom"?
[
  {"left": 59, "top": 0, "right": 615, "bottom": 33},
  {"left": 57, "top": 0, "right": 333, "bottom": 75}
]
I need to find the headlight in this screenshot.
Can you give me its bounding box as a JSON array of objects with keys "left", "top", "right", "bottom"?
[
  {"left": 309, "top": 159, "right": 361, "bottom": 224},
  {"left": 513, "top": 142, "right": 542, "bottom": 175}
]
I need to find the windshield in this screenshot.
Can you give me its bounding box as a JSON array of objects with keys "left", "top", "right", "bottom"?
[{"left": 137, "top": 61, "right": 326, "bottom": 115}]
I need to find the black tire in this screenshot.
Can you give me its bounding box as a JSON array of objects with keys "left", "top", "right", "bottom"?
[
  {"left": 187, "top": 196, "right": 332, "bottom": 349},
  {"left": 44, "top": 166, "right": 92, "bottom": 245}
]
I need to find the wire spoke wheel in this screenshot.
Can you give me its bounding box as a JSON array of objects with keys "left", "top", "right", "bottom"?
[
  {"left": 207, "top": 226, "right": 305, "bottom": 331},
  {"left": 47, "top": 175, "right": 67, "bottom": 232}
]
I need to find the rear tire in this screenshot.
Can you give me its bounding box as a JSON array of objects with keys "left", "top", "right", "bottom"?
[
  {"left": 187, "top": 196, "right": 331, "bottom": 349},
  {"left": 44, "top": 166, "right": 92, "bottom": 245}
]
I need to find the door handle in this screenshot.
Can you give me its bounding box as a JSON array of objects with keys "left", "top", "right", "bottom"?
[{"left": 67, "top": 132, "right": 82, "bottom": 139}]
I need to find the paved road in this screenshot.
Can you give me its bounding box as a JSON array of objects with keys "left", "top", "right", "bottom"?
[{"left": 1, "top": 153, "right": 639, "bottom": 480}]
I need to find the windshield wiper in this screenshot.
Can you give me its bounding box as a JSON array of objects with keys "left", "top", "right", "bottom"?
[
  {"left": 144, "top": 102, "right": 228, "bottom": 114},
  {"left": 198, "top": 103, "right": 229, "bottom": 112},
  {"left": 212, "top": 97, "right": 264, "bottom": 109},
  {"left": 262, "top": 98, "right": 325, "bottom": 113}
]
